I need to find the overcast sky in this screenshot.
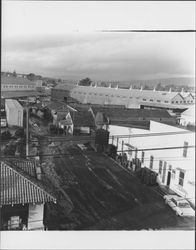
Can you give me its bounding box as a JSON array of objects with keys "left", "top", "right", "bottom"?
[{"left": 2, "top": 1, "right": 195, "bottom": 81}]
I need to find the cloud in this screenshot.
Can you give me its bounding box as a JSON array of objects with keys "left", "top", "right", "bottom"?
[{"left": 2, "top": 32, "right": 195, "bottom": 80}]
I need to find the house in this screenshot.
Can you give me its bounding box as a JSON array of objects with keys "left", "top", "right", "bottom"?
[
  {"left": 5, "top": 99, "right": 23, "bottom": 127},
  {"left": 0, "top": 159, "right": 56, "bottom": 230},
  {"left": 69, "top": 109, "right": 95, "bottom": 134},
  {"left": 109, "top": 121, "right": 195, "bottom": 207}
]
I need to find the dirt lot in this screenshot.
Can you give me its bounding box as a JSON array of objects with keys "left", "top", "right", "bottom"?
[{"left": 40, "top": 141, "right": 195, "bottom": 230}]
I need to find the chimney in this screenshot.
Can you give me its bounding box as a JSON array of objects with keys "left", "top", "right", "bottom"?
[
  {"left": 115, "top": 85, "right": 118, "bottom": 90},
  {"left": 181, "top": 88, "right": 184, "bottom": 94},
  {"left": 129, "top": 85, "right": 132, "bottom": 90},
  {"left": 108, "top": 83, "right": 111, "bottom": 88},
  {"left": 94, "top": 83, "right": 97, "bottom": 88},
  {"left": 140, "top": 86, "right": 143, "bottom": 91},
  {"left": 153, "top": 87, "right": 156, "bottom": 92},
  {"left": 168, "top": 88, "right": 171, "bottom": 93}
]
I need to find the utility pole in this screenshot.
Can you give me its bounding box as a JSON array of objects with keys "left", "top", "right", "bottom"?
[{"left": 26, "top": 105, "right": 29, "bottom": 158}]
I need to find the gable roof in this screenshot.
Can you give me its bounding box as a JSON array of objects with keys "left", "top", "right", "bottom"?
[
  {"left": 0, "top": 161, "right": 56, "bottom": 206},
  {"left": 70, "top": 110, "right": 95, "bottom": 127}
]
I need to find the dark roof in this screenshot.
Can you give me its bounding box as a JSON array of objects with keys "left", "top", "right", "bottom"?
[
  {"left": 1, "top": 161, "right": 56, "bottom": 206},
  {"left": 70, "top": 110, "right": 95, "bottom": 127},
  {"left": 91, "top": 107, "right": 174, "bottom": 119},
  {"left": 44, "top": 101, "right": 68, "bottom": 111}
]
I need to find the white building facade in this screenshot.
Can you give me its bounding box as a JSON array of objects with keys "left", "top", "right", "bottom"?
[{"left": 109, "top": 121, "right": 195, "bottom": 206}]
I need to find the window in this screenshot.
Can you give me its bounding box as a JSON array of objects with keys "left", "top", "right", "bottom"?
[
  {"left": 157, "top": 100, "right": 161, "bottom": 102},
  {"left": 150, "top": 99, "right": 153, "bottom": 102},
  {"left": 143, "top": 99, "right": 146, "bottom": 101},
  {"left": 172, "top": 101, "right": 174, "bottom": 104},
  {"left": 164, "top": 101, "right": 168, "bottom": 103},
  {"left": 159, "top": 160, "right": 163, "bottom": 175},
  {"left": 179, "top": 171, "right": 185, "bottom": 186},
  {"left": 149, "top": 156, "right": 154, "bottom": 169},
  {"left": 183, "top": 141, "right": 188, "bottom": 157},
  {"left": 141, "top": 151, "right": 145, "bottom": 163},
  {"left": 176, "top": 101, "right": 178, "bottom": 104}
]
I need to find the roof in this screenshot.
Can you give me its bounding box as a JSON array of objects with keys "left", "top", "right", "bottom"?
[
  {"left": 59, "top": 119, "right": 73, "bottom": 126},
  {"left": 1, "top": 76, "right": 36, "bottom": 85},
  {"left": 1, "top": 91, "right": 46, "bottom": 99},
  {"left": 53, "top": 83, "right": 76, "bottom": 91},
  {"left": 69, "top": 85, "right": 182, "bottom": 102},
  {"left": 5, "top": 99, "right": 23, "bottom": 110},
  {"left": 91, "top": 107, "right": 174, "bottom": 119},
  {"left": 8, "top": 158, "right": 37, "bottom": 177},
  {"left": 0, "top": 161, "right": 56, "bottom": 206},
  {"left": 70, "top": 110, "right": 95, "bottom": 127},
  {"left": 45, "top": 101, "right": 68, "bottom": 111}
]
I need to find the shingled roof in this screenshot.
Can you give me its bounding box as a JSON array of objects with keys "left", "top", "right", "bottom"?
[{"left": 0, "top": 161, "right": 56, "bottom": 206}]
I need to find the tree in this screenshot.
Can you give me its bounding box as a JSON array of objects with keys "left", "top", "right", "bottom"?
[
  {"left": 27, "top": 73, "right": 36, "bottom": 81},
  {"left": 13, "top": 70, "right": 17, "bottom": 77},
  {"left": 79, "top": 77, "right": 92, "bottom": 86}
]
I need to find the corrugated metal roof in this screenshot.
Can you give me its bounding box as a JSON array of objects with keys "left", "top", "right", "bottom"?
[
  {"left": 8, "top": 158, "right": 37, "bottom": 177},
  {"left": 0, "top": 161, "right": 56, "bottom": 206},
  {"left": 1, "top": 76, "right": 36, "bottom": 85}
]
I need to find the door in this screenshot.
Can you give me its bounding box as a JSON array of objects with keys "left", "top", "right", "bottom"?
[{"left": 167, "top": 171, "right": 171, "bottom": 186}]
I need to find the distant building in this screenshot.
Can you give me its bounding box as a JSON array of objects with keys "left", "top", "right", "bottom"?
[
  {"left": 109, "top": 121, "right": 195, "bottom": 207},
  {"left": 1, "top": 76, "right": 36, "bottom": 91},
  {"left": 5, "top": 99, "right": 23, "bottom": 127},
  {"left": 0, "top": 160, "right": 56, "bottom": 230},
  {"left": 51, "top": 84, "right": 194, "bottom": 111}
]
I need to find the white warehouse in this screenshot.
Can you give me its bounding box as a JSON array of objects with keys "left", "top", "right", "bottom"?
[
  {"left": 109, "top": 121, "right": 195, "bottom": 207},
  {"left": 5, "top": 99, "right": 23, "bottom": 127}
]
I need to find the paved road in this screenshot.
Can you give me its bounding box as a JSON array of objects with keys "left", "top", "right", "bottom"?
[{"left": 41, "top": 142, "right": 195, "bottom": 230}]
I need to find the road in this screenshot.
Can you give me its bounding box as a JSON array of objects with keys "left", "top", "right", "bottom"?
[{"left": 39, "top": 141, "right": 195, "bottom": 230}]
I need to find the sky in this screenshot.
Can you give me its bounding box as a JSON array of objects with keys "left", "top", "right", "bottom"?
[{"left": 2, "top": 1, "right": 196, "bottom": 81}]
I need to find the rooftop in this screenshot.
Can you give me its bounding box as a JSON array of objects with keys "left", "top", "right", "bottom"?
[
  {"left": 0, "top": 160, "right": 56, "bottom": 206},
  {"left": 5, "top": 99, "right": 23, "bottom": 110},
  {"left": 70, "top": 109, "right": 95, "bottom": 127},
  {"left": 1, "top": 76, "right": 36, "bottom": 85},
  {"left": 1, "top": 91, "right": 47, "bottom": 99}
]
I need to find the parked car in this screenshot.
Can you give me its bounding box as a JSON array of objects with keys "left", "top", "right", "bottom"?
[{"left": 164, "top": 195, "right": 195, "bottom": 217}]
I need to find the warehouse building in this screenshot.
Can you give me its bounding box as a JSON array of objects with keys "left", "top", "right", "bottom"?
[
  {"left": 109, "top": 121, "right": 195, "bottom": 207},
  {"left": 5, "top": 99, "right": 24, "bottom": 127},
  {"left": 51, "top": 83, "right": 194, "bottom": 111}
]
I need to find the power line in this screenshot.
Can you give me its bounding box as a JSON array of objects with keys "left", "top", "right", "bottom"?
[
  {"left": 0, "top": 130, "right": 194, "bottom": 143},
  {"left": 0, "top": 144, "right": 195, "bottom": 159}
]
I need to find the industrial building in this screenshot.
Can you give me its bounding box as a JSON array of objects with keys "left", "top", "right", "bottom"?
[
  {"left": 51, "top": 83, "right": 195, "bottom": 111},
  {"left": 109, "top": 121, "right": 195, "bottom": 207},
  {"left": 5, "top": 99, "right": 24, "bottom": 127}
]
